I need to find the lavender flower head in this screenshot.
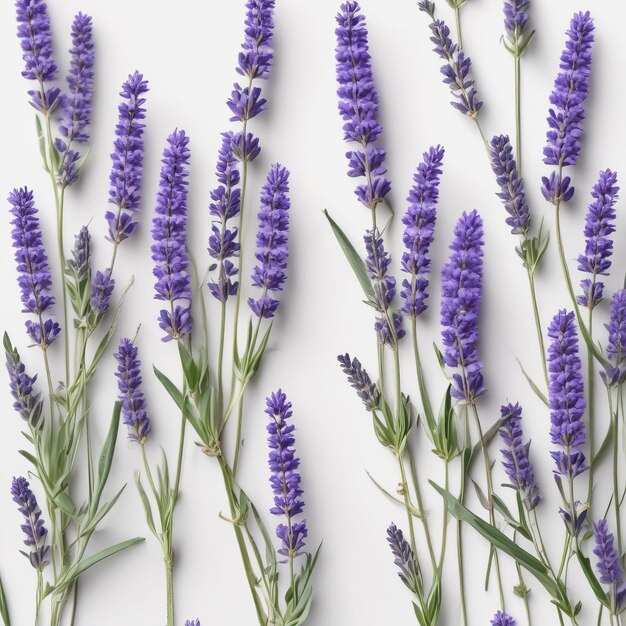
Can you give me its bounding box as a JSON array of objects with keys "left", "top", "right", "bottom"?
[
  {"left": 106, "top": 72, "right": 149, "bottom": 245},
  {"left": 593, "top": 519, "right": 626, "bottom": 614},
  {"left": 547, "top": 310, "right": 586, "bottom": 478},
  {"left": 400, "top": 145, "right": 444, "bottom": 317},
  {"left": 5, "top": 339, "right": 43, "bottom": 428},
  {"left": 114, "top": 338, "right": 150, "bottom": 443},
  {"left": 542, "top": 12, "right": 594, "bottom": 205},
  {"left": 67, "top": 225, "right": 91, "bottom": 281},
  {"left": 248, "top": 164, "right": 290, "bottom": 319},
  {"left": 499, "top": 403, "right": 541, "bottom": 510},
  {"left": 90, "top": 269, "right": 115, "bottom": 315},
  {"left": 489, "top": 135, "right": 530, "bottom": 235},
  {"left": 335, "top": 2, "right": 391, "bottom": 208},
  {"left": 577, "top": 169, "right": 619, "bottom": 309},
  {"left": 440, "top": 210, "right": 485, "bottom": 402},
  {"left": 208, "top": 132, "right": 241, "bottom": 302},
  {"left": 151, "top": 129, "right": 193, "bottom": 341},
  {"left": 11, "top": 476, "right": 48, "bottom": 570},
  {"left": 266, "top": 390, "right": 308, "bottom": 559},
  {"left": 386, "top": 523, "right": 422, "bottom": 594},
  {"left": 503, "top": 0, "right": 530, "bottom": 46},
  {"left": 419, "top": 1, "right": 482, "bottom": 117},
  {"left": 8, "top": 187, "right": 60, "bottom": 348},
  {"left": 491, "top": 612, "right": 517, "bottom": 626},
  {"left": 603, "top": 289, "right": 626, "bottom": 387},
  {"left": 337, "top": 353, "right": 380, "bottom": 411},
  {"left": 184, "top": 621, "right": 200, "bottom": 626}
]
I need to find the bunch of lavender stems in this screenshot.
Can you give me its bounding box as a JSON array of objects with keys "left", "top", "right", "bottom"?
[{"left": 8, "top": 2, "right": 148, "bottom": 624}]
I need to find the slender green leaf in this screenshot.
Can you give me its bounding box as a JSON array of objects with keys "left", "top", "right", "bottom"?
[
  {"left": 576, "top": 550, "right": 609, "bottom": 607},
  {"left": 516, "top": 358, "right": 549, "bottom": 406},
  {"left": 0, "top": 567, "right": 9, "bottom": 626}
]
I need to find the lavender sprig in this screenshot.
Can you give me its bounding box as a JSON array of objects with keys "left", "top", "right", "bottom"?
[
  {"left": 151, "top": 129, "right": 193, "bottom": 341},
  {"left": 604, "top": 290, "right": 626, "bottom": 386},
  {"left": 89, "top": 269, "right": 115, "bottom": 315},
  {"left": 577, "top": 169, "right": 619, "bottom": 309},
  {"left": 440, "top": 210, "right": 485, "bottom": 402},
  {"left": 337, "top": 353, "right": 380, "bottom": 411},
  {"left": 5, "top": 338, "right": 43, "bottom": 428},
  {"left": 11, "top": 476, "right": 49, "bottom": 570},
  {"left": 593, "top": 519, "right": 626, "bottom": 614},
  {"left": 386, "top": 523, "right": 422, "bottom": 595},
  {"left": 400, "top": 146, "right": 444, "bottom": 317},
  {"left": 335, "top": 1, "right": 390, "bottom": 208}
]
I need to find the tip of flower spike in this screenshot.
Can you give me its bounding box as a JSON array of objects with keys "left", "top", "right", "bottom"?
[{"left": 491, "top": 611, "right": 516, "bottom": 626}]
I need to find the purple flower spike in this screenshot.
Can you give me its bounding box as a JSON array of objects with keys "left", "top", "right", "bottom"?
[
  {"left": 90, "top": 269, "right": 115, "bottom": 315},
  {"left": 237, "top": 0, "right": 275, "bottom": 80},
  {"left": 602, "top": 290, "right": 626, "bottom": 387},
  {"left": 208, "top": 132, "right": 241, "bottom": 302},
  {"left": 5, "top": 343, "right": 43, "bottom": 428},
  {"left": 491, "top": 611, "right": 517, "bottom": 626},
  {"left": 499, "top": 403, "right": 541, "bottom": 510},
  {"left": 386, "top": 523, "right": 421, "bottom": 593},
  {"left": 230, "top": 132, "right": 261, "bottom": 163},
  {"left": 106, "top": 72, "right": 149, "bottom": 245},
  {"left": 440, "top": 210, "right": 485, "bottom": 402},
  {"left": 11, "top": 476, "right": 49, "bottom": 570},
  {"left": 114, "top": 338, "right": 150, "bottom": 443},
  {"left": 489, "top": 135, "right": 530, "bottom": 235},
  {"left": 503, "top": 0, "right": 530, "bottom": 45},
  {"left": 335, "top": 2, "right": 391, "bottom": 208},
  {"left": 151, "top": 129, "right": 193, "bottom": 341},
  {"left": 8, "top": 187, "right": 60, "bottom": 348},
  {"left": 337, "top": 353, "right": 380, "bottom": 411},
  {"left": 547, "top": 310, "right": 587, "bottom": 478},
  {"left": 419, "top": 1, "right": 482, "bottom": 118},
  {"left": 593, "top": 519, "right": 626, "bottom": 614},
  {"left": 248, "top": 164, "right": 290, "bottom": 319},
  {"left": 400, "top": 146, "right": 444, "bottom": 317},
  {"left": 542, "top": 12, "right": 594, "bottom": 204},
  {"left": 577, "top": 169, "right": 619, "bottom": 309},
  {"left": 266, "top": 390, "right": 308, "bottom": 559}
]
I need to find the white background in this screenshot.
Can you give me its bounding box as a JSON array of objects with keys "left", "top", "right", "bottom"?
[{"left": 0, "top": 0, "right": 624, "bottom": 624}]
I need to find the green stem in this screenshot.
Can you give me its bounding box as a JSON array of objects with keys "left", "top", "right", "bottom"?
[
  {"left": 611, "top": 388, "right": 623, "bottom": 557},
  {"left": 457, "top": 452, "right": 468, "bottom": 626},
  {"left": 410, "top": 316, "right": 434, "bottom": 423},
  {"left": 217, "top": 301, "right": 227, "bottom": 414},
  {"left": 514, "top": 530, "right": 532, "bottom": 626},
  {"left": 165, "top": 555, "right": 174, "bottom": 626},
  {"left": 438, "top": 460, "right": 450, "bottom": 572},
  {"left": 454, "top": 4, "right": 463, "bottom": 49},
  {"left": 527, "top": 268, "right": 549, "bottom": 391},
  {"left": 397, "top": 454, "right": 418, "bottom": 555},
  {"left": 587, "top": 305, "right": 595, "bottom": 513},
  {"left": 514, "top": 53, "right": 522, "bottom": 174}
]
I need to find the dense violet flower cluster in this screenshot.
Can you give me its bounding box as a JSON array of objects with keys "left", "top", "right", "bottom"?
[
  {"left": 400, "top": 145, "right": 444, "bottom": 317},
  {"left": 11, "top": 476, "right": 48, "bottom": 570},
  {"left": 90, "top": 269, "right": 114, "bottom": 315},
  {"left": 208, "top": 132, "right": 241, "bottom": 302},
  {"left": 547, "top": 310, "right": 586, "bottom": 478},
  {"left": 577, "top": 169, "right": 619, "bottom": 309},
  {"left": 386, "top": 523, "right": 421, "bottom": 592},
  {"left": 68, "top": 225, "right": 91, "bottom": 280},
  {"left": 335, "top": 1, "right": 390, "bottom": 208},
  {"left": 151, "top": 130, "right": 193, "bottom": 341},
  {"left": 603, "top": 289, "right": 626, "bottom": 386},
  {"left": 337, "top": 353, "right": 379, "bottom": 411},
  {"left": 542, "top": 12, "right": 594, "bottom": 204},
  {"left": 266, "top": 390, "right": 308, "bottom": 559},
  {"left": 503, "top": 0, "right": 530, "bottom": 44},
  {"left": 5, "top": 343, "right": 43, "bottom": 428},
  {"left": 491, "top": 612, "right": 517, "bottom": 626},
  {"left": 248, "top": 164, "right": 291, "bottom": 318},
  {"left": 419, "top": 0, "right": 482, "bottom": 117},
  {"left": 489, "top": 135, "right": 530, "bottom": 235},
  {"left": 114, "top": 338, "right": 150, "bottom": 444},
  {"left": 440, "top": 210, "right": 485, "bottom": 402},
  {"left": 8, "top": 187, "right": 60, "bottom": 348},
  {"left": 106, "top": 72, "right": 149, "bottom": 245},
  {"left": 593, "top": 519, "right": 626, "bottom": 613},
  {"left": 499, "top": 403, "right": 541, "bottom": 510}
]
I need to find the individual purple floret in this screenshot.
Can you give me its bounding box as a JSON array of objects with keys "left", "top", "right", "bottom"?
[
  {"left": 542, "top": 12, "right": 594, "bottom": 204},
  {"left": 8, "top": 187, "right": 60, "bottom": 348},
  {"left": 151, "top": 129, "right": 193, "bottom": 341},
  {"left": 577, "top": 169, "right": 619, "bottom": 309},
  {"left": 266, "top": 390, "right": 308, "bottom": 559},
  {"left": 386, "top": 523, "right": 422, "bottom": 593},
  {"left": 400, "top": 146, "right": 444, "bottom": 317},
  {"left": 499, "top": 403, "right": 541, "bottom": 510},
  {"left": 337, "top": 353, "right": 380, "bottom": 411},
  {"left": 208, "top": 132, "right": 241, "bottom": 302},
  {"left": 237, "top": 0, "right": 275, "bottom": 80},
  {"left": 11, "top": 476, "right": 49, "bottom": 570},
  {"left": 503, "top": 0, "right": 530, "bottom": 45},
  {"left": 547, "top": 310, "right": 586, "bottom": 478},
  {"left": 248, "top": 164, "right": 290, "bottom": 319},
  {"left": 114, "top": 338, "right": 150, "bottom": 444},
  {"left": 603, "top": 290, "right": 626, "bottom": 387},
  {"left": 335, "top": 2, "right": 391, "bottom": 208},
  {"left": 90, "top": 269, "right": 115, "bottom": 315},
  {"left": 419, "top": 1, "right": 482, "bottom": 118},
  {"left": 106, "top": 72, "right": 149, "bottom": 245},
  {"left": 491, "top": 611, "right": 517, "bottom": 626},
  {"left": 593, "top": 519, "right": 626, "bottom": 614},
  {"left": 489, "top": 135, "right": 530, "bottom": 235},
  {"left": 5, "top": 342, "right": 43, "bottom": 428},
  {"left": 440, "top": 210, "right": 485, "bottom": 402}
]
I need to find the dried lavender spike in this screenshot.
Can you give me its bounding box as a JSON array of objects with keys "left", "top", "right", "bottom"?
[
  {"left": 67, "top": 226, "right": 91, "bottom": 281},
  {"left": 106, "top": 72, "right": 149, "bottom": 245},
  {"left": 440, "top": 210, "right": 485, "bottom": 402},
  {"left": 489, "top": 135, "right": 530, "bottom": 235},
  {"left": 491, "top": 611, "right": 517, "bottom": 626},
  {"left": 401, "top": 145, "right": 444, "bottom": 317},
  {"left": 547, "top": 309, "right": 586, "bottom": 478},
  {"left": 8, "top": 187, "right": 60, "bottom": 348},
  {"left": 11, "top": 476, "right": 49, "bottom": 570},
  {"left": 248, "top": 164, "right": 290, "bottom": 319},
  {"left": 335, "top": 1, "right": 391, "bottom": 208},
  {"left": 577, "top": 169, "right": 619, "bottom": 309},
  {"left": 5, "top": 341, "right": 43, "bottom": 428},
  {"left": 386, "top": 523, "right": 422, "bottom": 594},
  {"left": 499, "top": 403, "right": 541, "bottom": 510},
  {"left": 114, "top": 338, "right": 150, "bottom": 443},
  {"left": 593, "top": 519, "right": 626, "bottom": 614},
  {"left": 266, "top": 390, "right": 308, "bottom": 558},
  {"left": 337, "top": 353, "right": 380, "bottom": 411},
  {"left": 151, "top": 129, "right": 193, "bottom": 341},
  {"left": 419, "top": 1, "right": 482, "bottom": 117}
]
